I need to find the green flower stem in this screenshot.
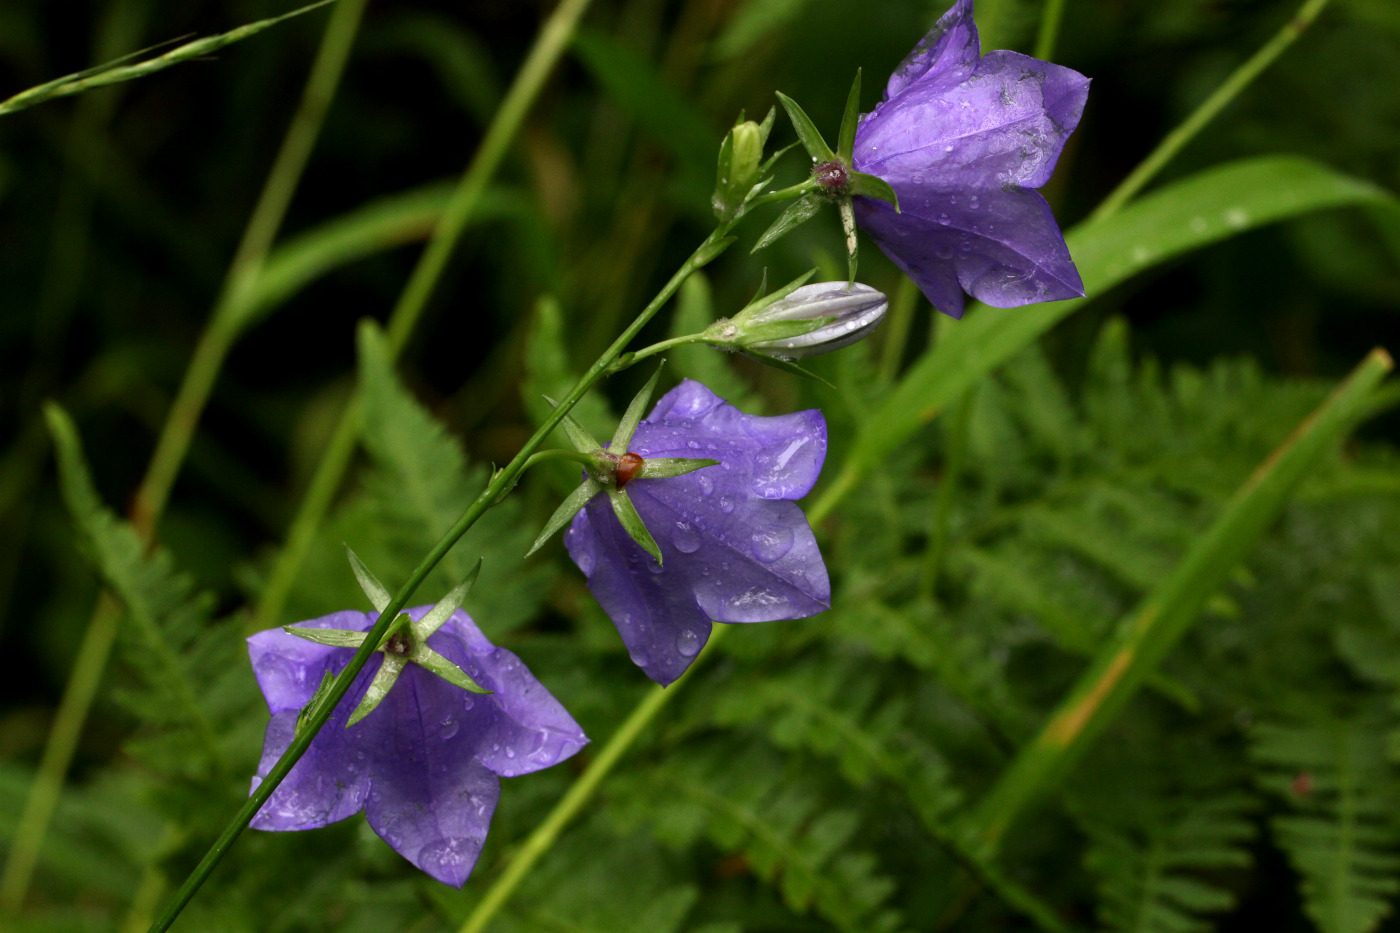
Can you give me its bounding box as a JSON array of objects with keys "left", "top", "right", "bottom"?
[
  {"left": 1032, "top": 0, "right": 1069, "bottom": 61},
  {"left": 746, "top": 177, "right": 819, "bottom": 211},
  {"left": 250, "top": 0, "right": 597, "bottom": 634},
  {"left": 520, "top": 449, "right": 600, "bottom": 473},
  {"left": 0, "top": 0, "right": 368, "bottom": 913},
  {"left": 148, "top": 228, "right": 733, "bottom": 932},
  {"left": 1089, "top": 0, "right": 1331, "bottom": 223},
  {"left": 964, "top": 349, "right": 1393, "bottom": 858},
  {"left": 457, "top": 624, "right": 732, "bottom": 933},
  {"left": 612, "top": 334, "right": 709, "bottom": 371}
]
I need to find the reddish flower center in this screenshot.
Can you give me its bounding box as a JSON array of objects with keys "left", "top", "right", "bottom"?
[
  {"left": 812, "top": 160, "right": 850, "bottom": 192},
  {"left": 615, "top": 452, "right": 644, "bottom": 488}
]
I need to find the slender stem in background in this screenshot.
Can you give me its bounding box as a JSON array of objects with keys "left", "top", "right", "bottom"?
[
  {"left": 147, "top": 229, "right": 729, "bottom": 933},
  {"left": 964, "top": 349, "right": 1393, "bottom": 857},
  {"left": 0, "top": 0, "right": 367, "bottom": 913},
  {"left": 1031, "top": 0, "right": 1068, "bottom": 61},
  {"left": 1089, "top": 0, "right": 1331, "bottom": 223},
  {"left": 876, "top": 277, "right": 918, "bottom": 383},
  {"left": 456, "top": 642, "right": 720, "bottom": 933},
  {"left": 250, "top": 0, "right": 598, "bottom": 633},
  {"left": 919, "top": 388, "right": 974, "bottom": 600},
  {"left": 614, "top": 334, "right": 708, "bottom": 369}
]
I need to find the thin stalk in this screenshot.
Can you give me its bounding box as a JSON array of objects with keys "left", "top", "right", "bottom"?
[
  {"left": 251, "top": 0, "right": 598, "bottom": 633},
  {"left": 147, "top": 231, "right": 730, "bottom": 932},
  {"left": 613, "top": 334, "right": 709, "bottom": 370},
  {"left": 1089, "top": 0, "right": 1331, "bottom": 223},
  {"left": 876, "top": 276, "right": 918, "bottom": 383},
  {"left": 455, "top": 629, "right": 725, "bottom": 933},
  {"left": 919, "top": 388, "right": 974, "bottom": 599},
  {"left": 0, "top": 1, "right": 368, "bottom": 913},
  {"left": 1032, "top": 0, "right": 1069, "bottom": 61}
]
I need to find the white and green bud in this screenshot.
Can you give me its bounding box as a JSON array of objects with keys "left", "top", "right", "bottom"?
[{"left": 705, "top": 280, "right": 888, "bottom": 361}]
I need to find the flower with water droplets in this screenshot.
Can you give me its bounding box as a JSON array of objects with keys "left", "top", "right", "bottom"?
[
  {"left": 564, "top": 379, "right": 830, "bottom": 686},
  {"left": 852, "top": 0, "right": 1089, "bottom": 318},
  {"left": 246, "top": 588, "right": 587, "bottom": 887}
]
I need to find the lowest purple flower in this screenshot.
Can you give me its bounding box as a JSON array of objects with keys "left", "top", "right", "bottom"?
[
  {"left": 563, "top": 379, "right": 830, "bottom": 687},
  {"left": 247, "top": 591, "right": 587, "bottom": 887},
  {"left": 852, "top": 0, "right": 1090, "bottom": 318}
]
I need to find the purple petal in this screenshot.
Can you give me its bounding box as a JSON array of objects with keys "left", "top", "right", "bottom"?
[
  {"left": 418, "top": 610, "right": 589, "bottom": 778},
  {"left": 633, "top": 380, "right": 828, "bottom": 500},
  {"left": 565, "top": 503, "right": 715, "bottom": 687},
  {"left": 883, "top": 0, "right": 979, "bottom": 100},
  {"left": 360, "top": 666, "right": 502, "bottom": 888},
  {"left": 247, "top": 609, "right": 374, "bottom": 714},
  {"left": 855, "top": 183, "right": 1083, "bottom": 315},
  {"left": 856, "top": 52, "right": 1089, "bottom": 190},
  {"left": 249, "top": 652, "right": 385, "bottom": 831}
]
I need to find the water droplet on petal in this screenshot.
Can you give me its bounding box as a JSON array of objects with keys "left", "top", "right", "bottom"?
[
  {"left": 677, "top": 629, "right": 701, "bottom": 657},
  {"left": 687, "top": 440, "right": 700, "bottom": 449},
  {"left": 937, "top": 213, "right": 950, "bottom": 225},
  {"left": 698, "top": 474, "right": 714, "bottom": 495},
  {"left": 934, "top": 245, "right": 954, "bottom": 260},
  {"left": 671, "top": 522, "right": 701, "bottom": 553},
  {"left": 719, "top": 496, "right": 735, "bottom": 514},
  {"left": 439, "top": 716, "right": 459, "bottom": 739},
  {"left": 629, "top": 648, "right": 651, "bottom": 667},
  {"left": 968, "top": 195, "right": 980, "bottom": 209},
  {"left": 751, "top": 526, "right": 794, "bottom": 562},
  {"left": 461, "top": 696, "right": 474, "bottom": 710},
  {"left": 575, "top": 550, "right": 594, "bottom": 574}
]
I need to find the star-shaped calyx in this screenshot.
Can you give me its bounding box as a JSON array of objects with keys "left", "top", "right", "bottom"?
[
  {"left": 526, "top": 365, "right": 720, "bottom": 565},
  {"left": 755, "top": 71, "right": 899, "bottom": 283},
  {"left": 285, "top": 550, "right": 490, "bottom": 727}
]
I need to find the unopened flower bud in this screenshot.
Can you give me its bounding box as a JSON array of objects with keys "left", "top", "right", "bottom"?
[
  {"left": 713, "top": 114, "right": 772, "bottom": 222},
  {"left": 725, "top": 282, "right": 888, "bottom": 360}
]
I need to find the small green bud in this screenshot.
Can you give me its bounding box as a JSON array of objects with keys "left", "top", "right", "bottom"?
[{"left": 713, "top": 113, "right": 772, "bottom": 222}]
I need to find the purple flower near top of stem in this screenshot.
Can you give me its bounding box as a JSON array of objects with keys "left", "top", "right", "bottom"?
[
  {"left": 247, "top": 606, "right": 587, "bottom": 887},
  {"left": 852, "top": 0, "right": 1090, "bottom": 319},
  {"left": 564, "top": 379, "right": 830, "bottom": 687}
]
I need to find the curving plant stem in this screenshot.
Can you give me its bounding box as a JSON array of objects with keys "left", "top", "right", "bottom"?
[
  {"left": 146, "top": 228, "right": 733, "bottom": 933},
  {"left": 249, "top": 0, "right": 597, "bottom": 634},
  {"left": 0, "top": 0, "right": 368, "bottom": 912}
]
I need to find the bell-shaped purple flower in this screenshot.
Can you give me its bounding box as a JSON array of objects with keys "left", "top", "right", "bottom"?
[
  {"left": 853, "top": 0, "right": 1090, "bottom": 318},
  {"left": 564, "top": 379, "right": 830, "bottom": 687},
  {"left": 247, "top": 606, "right": 587, "bottom": 887}
]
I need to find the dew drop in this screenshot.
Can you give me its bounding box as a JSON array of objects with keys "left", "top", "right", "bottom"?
[
  {"left": 937, "top": 213, "right": 951, "bottom": 225},
  {"left": 934, "top": 245, "right": 955, "bottom": 260},
  {"left": 461, "top": 696, "right": 474, "bottom": 711},
  {"left": 687, "top": 440, "right": 701, "bottom": 449},
  {"left": 671, "top": 522, "right": 701, "bottom": 553},
  {"left": 944, "top": 144, "right": 954, "bottom": 152},
  {"left": 629, "top": 648, "right": 651, "bottom": 667},
  {"left": 968, "top": 195, "right": 980, "bottom": 210},
  {"left": 575, "top": 551, "right": 594, "bottom": 574},
  {"left": 751, "top": 526, "right": 794, "bottom": 562},
  {"left": 677, "top": 629, "right": 701, "bottom": 657},
  {"left": 698, "top": 474, "right": 714, "bottom": 495},
  {"left": 505, "top": 747, "right": 516, "bottom": 759},
  {"left": 439, "top": 716, "right": 459, "bottom": 739},
  {"left": 719, "top": 496, "right": 736, "bottom": 514}
]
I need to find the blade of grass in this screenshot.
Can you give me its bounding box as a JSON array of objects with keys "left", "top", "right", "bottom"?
[
  {"left": 964, "top": 348, "right": 1393, "bottom": 857},
  {"left": 250, "top": 0, "right": 598, "bottom": 633},
  {"left": 0, "top": 0, "right": 369, "bottom": 912}
]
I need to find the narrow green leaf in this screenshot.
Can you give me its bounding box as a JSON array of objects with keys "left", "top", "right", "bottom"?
[
  {"left": 811, "top": 156, "right": 1400, "bottom": 522},
  {"left": 413, "top": 646, "right": 491, "bottom": 694},
  {"left": 848, "top": 170, "right": 898, "bottom": 209},
  {"left": 283, "top": 627, "right": 367, "bottom": 648},
  {"left": 836, "top": 69, "right": 861, "bottom": 164},
  {"left": 752, "top": 193, "right": 825, "bottom": 252},
  {"left": 344, "top": 544, "right": 391, "bottom": 613},
  {"left": 633, "top": 458, "right": 720, "bottom": 480},
  {"left": 742, "top": 353, "right": 836, "bottom": 388},
  {"left": 775, "top": 91, "right": 834, "bottom": 162},
  {"left": 608, "top": 488, "right": 662, "bottom": 566},
  {"left": 414, "top": 558, "right": 484, "bottom": 638},
  {"left": 527, "top": 479, "right": 604, "bottom": 557},
  {"left": 347, "top": 654, "right": 407, "bottom": 727},
  {"left": 543, "top": 397, "right": 602, "bottom": 453},
  {"left": 612, "top": 363, "right": 666, "bottom": 452},
  {"left": 965, "top": 348, "right": 1394, "bottom": 857}
]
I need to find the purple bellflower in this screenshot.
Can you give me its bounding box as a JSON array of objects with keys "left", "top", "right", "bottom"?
[
  {"left": 852, "top": 0, "right": 1089, "bottom": 318},
  {"left": 247, "top": 604, "right": 587, "bottom": 887},
  {"left": 564, "top": 379, "right": 830, "bottom": 687}
]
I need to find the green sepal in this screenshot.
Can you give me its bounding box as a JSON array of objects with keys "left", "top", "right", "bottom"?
[
  {"left": 414, "top": 558, "right": 483, "bottom": 639},
  {"left": 295, "top": 671, "right": 337, "bottom": 737},
  {"left": 344, "top": 544, "right": 391, "bottom": 614},
  {"left": 742, "top": 351, "right": 837, "bottom": 388},
  {"left": 632, "top": 458, "right": 720, "bottom": 480},
  {"left": 839, "top": 197, "right": 858, "bottom": 285},
  {"left": 756, "top": 105, "right": 776, "bottom": 145},
  {"left": 612, "top": 362, "right": 665, "bottom": 452},
  {"left": 284, "top": 626, "right": 367, "bottom": 648},
  {"left": 347, "top": 654, "right": 407, "bottom": 727},
  {"left": 752, "top": 192, "right": 826, "bottom": 252},
  {"left": 837, "top": 69, "right": 862, "bottom": 164},
  {"left": 608, "top": 487, "right": 663, "bottom": 566},
  {"left": 736, "top": 268, "right": 819, "bottom": 320},
  {"left": 775, "top": 91, "right": 834, "bottom": 162},
  {"left": 526, "top": 478, "right": 603, "bottom": 557},
  {"left": 413, "top": 646, "right": 492, "bottom": 695},
  {"left": 543, "top": 395, "right": 602, "bottom": 452},
  {"left": 849, "top": 170, "right": 899, "bottom": 209},
  {"left": 374, "top": 612, "right": 415, "bottom": 651}
]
